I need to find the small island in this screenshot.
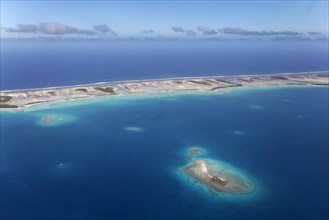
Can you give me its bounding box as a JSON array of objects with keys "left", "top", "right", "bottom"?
[
  {"left": 41, "top": 114, "right": 56, "bottom": 125},
  {"left": 187, "top": 147, "right": 204, "bottom": 160},
  {"left": 36, "top": 113, "right": 77, "bottom": 127},
  {"left": 181, "top": 147, "right": 255, "bottom": 194},
  {"left": 0, "top": 71, "right": 328, "bottom": 109}
]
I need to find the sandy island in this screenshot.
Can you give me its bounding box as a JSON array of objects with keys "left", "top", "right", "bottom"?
[
  {"left": 0, "top": 71, "right": 328, "bottom": 109},
  {"left": 181, "top": 147, "right": 255, "bottom": 194}
]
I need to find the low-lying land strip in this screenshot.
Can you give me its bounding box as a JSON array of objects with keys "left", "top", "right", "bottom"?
[{"left": 0, "top": 72, "right": 328, "bottom": 109}]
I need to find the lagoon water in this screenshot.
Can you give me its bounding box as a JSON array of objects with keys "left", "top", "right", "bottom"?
[{"left": 1, "top": 87, "right": 328, "bottom": 220}]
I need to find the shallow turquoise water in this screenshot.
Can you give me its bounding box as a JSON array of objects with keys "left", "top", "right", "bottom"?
[{"left": 1, "top": 87, "right": 328, "bottom": 220}]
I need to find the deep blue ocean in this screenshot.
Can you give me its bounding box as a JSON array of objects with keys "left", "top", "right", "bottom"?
[{"left": 0, "top": 41, "right": 328, "bottom": 90}]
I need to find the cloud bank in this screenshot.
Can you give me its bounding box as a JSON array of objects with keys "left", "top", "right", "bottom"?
[
  {"left": 39, "top": 22, "right": 98, "bottom": 35},
  {"left": 39, "top": 23, "right": 77, "bottom": 34},
  {"left": 197, "top": 25, "right": 217, "bottom": 35},
  {"left": 3, "top": 23, "right": 327, "bottom": 41},
  {"left": 5, "top": 22, "right": 116, "bottom": 36},
  {"left": 187, "top": 30, "right": 197, "bottom": 36},
  {"left": 93, "top": 24, "right": 116, "bottom": 35},
  {"left": 219, "top": 27, "right": 302, "bottom": 36},
  {"left": 307, "top": 31, "right": 324, "bottom": 36},
  {"left": 142, "top": 29, "right": 155, "bottom": 34},
  {"left": 6, "top": 24, "right": 39, "bottom": 33},
  {"left": 172, "top": 27, "right": 185, "bottom": 33}
]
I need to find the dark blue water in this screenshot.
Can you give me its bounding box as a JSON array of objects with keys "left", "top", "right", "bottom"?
[
  {"left": 1, "top": 87, "right": 328, "bottom": 220},
  {"left": 1, "top": 41, "right": 328, "bottom": 90}
]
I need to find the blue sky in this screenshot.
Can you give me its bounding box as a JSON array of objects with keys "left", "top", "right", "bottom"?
[{"left": 1, "top": 0, "right": 328, "bottom": 40}]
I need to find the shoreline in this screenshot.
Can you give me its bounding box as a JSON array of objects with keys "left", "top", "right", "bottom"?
[
  {"left": 1, "top": 71, "right": 328, "bottom": 110},
  {"left": 1, "top": 70, "right": 328, "bottom": 93}
]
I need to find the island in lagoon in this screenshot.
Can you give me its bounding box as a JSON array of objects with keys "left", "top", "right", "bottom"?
[
  {"left": 181, "top": 147, "right": 255, "bottom": 195},
  {"left": 41, "top": 114, "right": 56, "bottom": 124},
  {"left": 0, "top": 71, "right": 328, "bottom": 109}
]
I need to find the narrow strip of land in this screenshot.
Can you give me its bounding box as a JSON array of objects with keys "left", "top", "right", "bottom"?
[{"left": 0, "top": 72, "right": 328, "bottom": 109}]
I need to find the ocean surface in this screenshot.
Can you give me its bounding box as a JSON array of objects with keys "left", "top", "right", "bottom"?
[
  {"left": 1, "top": 87, "right": 328, "bottom": 220},
  {"left": 1, "top": 41, "right": 328, "bottom": 90}
]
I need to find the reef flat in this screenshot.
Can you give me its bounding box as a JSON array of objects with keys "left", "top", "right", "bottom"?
[
  {"left": 0, "top": 71, "right": 328, "bottom": 109},
  {"left": 36, "top": 113, "right": 77, "bottom": 127},
  {"left": 42, "top": 114, "right": 56, "bottom": 125},
  {"left": 124, "top": 126, "right": 144, "bottom": 132},
  {"left": 181, "top": 147, "right": 255, "bottom": 194}
]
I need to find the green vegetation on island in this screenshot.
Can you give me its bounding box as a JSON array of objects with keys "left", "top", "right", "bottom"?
[
  {"left": 75, "top": 88, "right": 88, "bottom": 93},
  {"left": 270, "top": 76, "right": 288, "bottom": 80},
  {"left": 0, "top": 103, "right": 18, "bottom": 108},
  {"left": 48, "top": 91, "right": 56, "bottom": 96},
  {"left": 0, "top": 95, "right": 12, "bottom": 102},
  {"left": 0, "top": 95, "right": 18, "bottom": 108},
  {"left": 189, "top": 80, "right": 212, "bottom": 86},
  {"left": 94, "top": 87, "right": 115, "bottom": 94}
]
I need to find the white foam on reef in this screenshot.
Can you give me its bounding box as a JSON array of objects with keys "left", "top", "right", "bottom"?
[
  {"left": 36, "top": 113, "right": 77, "bottom": 127},
  {"left": 124, "top": 126, "right": 144, "bottom": 132}
]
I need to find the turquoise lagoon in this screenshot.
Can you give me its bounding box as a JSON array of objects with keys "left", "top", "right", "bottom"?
[{"left": 1, "top": 87, "right": 328, "bottom": 220}]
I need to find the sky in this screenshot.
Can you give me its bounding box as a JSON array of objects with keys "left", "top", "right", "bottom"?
[{"left": 0, "top": 0, "right": 328, "bottom": 40}]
